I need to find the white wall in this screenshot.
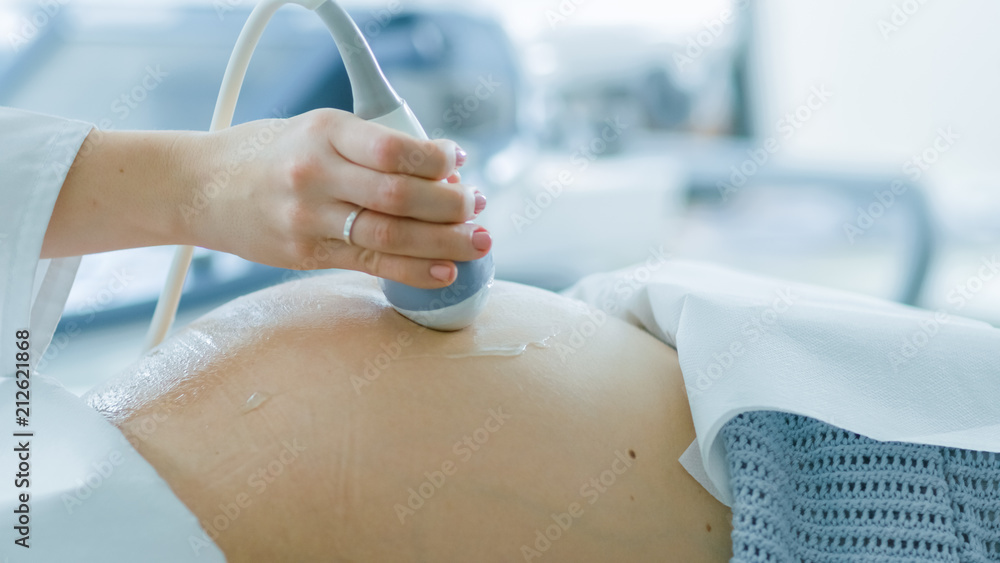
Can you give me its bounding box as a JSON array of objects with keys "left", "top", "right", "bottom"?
[{"left": 751, "top": 0, "right": 1000, "bottom": 232}]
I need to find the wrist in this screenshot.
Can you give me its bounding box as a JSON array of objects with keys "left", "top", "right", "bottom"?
[{"left": 167, "top": 130, "right": 217, "bottom": 248}]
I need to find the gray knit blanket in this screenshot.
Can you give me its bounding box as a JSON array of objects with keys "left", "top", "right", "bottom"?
[{"left": 722, "top": 411, "right": 1000, "bottom": 562}]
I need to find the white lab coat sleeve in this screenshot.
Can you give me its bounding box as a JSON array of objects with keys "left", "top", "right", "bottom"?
[
  {"left": 0, "top": 107, "right": 91, "bottom": 374},
  {"left": 0, "top": 108, "right": 227, "bottom": 562}
]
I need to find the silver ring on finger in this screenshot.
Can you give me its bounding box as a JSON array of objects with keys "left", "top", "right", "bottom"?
[{"left": 343, "top": 205, "right": 365, "bottom": 246}]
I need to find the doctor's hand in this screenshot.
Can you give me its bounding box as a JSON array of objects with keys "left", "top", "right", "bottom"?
[
  {"left": 41, "top": 108, "right": 491, "bottom": 289},
  {"left": 185, "top": 109, "right": 491, "bottom": 288}
]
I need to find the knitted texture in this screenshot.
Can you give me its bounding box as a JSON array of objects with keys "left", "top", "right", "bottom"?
[{"left": 722, "top": 411, "right": 1000, "bottom": 562}]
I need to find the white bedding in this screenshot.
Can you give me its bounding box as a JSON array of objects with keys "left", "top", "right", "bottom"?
[{"left": 563, "top": 260, "right": 1000, "bottom": 506}]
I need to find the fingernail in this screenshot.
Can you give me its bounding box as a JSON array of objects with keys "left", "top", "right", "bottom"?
[
  {"left": 455, "top": 146, "right": 467, "bottom": 169},
  {"left": 471, "top": 227, "right": 492, "bottom": 252},
  {"left": 430, "top": 263, "right": 454, "bottom": 283},
  {"left": 474, "top": 190, "right": 487, "bottom": 215},
  {"left": 448, "top": 171, "right": 462, "bottom": 184}
]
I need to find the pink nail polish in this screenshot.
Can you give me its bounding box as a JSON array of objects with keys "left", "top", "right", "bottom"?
[
  {"left": 471, "top": 227, "right": 492, "bottom": 252},
  {"left": 430, "top": 264, "right": 453, "bottom": 282},
  {"left": 474, "top": 190, "right": 487, "bottom": 215},
  {"left": 455, "top": 146, "right": 468, "bottom": 169}
]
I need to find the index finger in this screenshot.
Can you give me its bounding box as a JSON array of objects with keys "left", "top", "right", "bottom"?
[{"left": 329, "top": 113, "right": 462, "bottom": 180}]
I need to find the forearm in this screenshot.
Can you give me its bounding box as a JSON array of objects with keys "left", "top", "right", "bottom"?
[
  {"left": 38, "top": 109, "right": 486, "bottom": 289},
  {"left": 41, "top": 129, "right": 206, "bottom": 258}
]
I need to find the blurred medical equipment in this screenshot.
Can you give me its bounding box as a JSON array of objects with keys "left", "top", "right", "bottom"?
[
  {"left": 0, "top": 1, "right": 954, "bottom": 386},
  {"left": 143, "top": 0, "right": 495, "bottom": 349},
  {"left": 679, "top": 141, "right": 935, "bottom": 305},
  {"left": 480, "top": 15, "right": 935, "bottom": 304}
]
